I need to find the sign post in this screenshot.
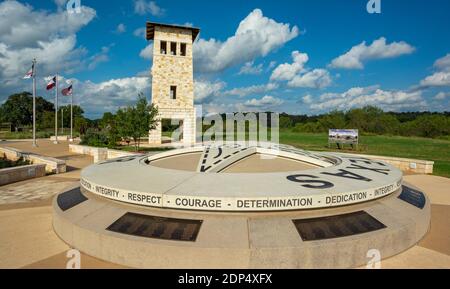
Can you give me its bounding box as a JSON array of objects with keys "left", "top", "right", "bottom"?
[{"left": 328, "top": 129, "right": 359, "bottom": 150}]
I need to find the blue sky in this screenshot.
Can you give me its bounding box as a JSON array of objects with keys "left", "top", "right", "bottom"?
[{"left": 0, "top": 0, "right": 449, "bottom": 118}]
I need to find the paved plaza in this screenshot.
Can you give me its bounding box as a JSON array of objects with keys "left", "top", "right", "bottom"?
[{"left": 0, "top": 139, "right": 449, "bottom": 268}]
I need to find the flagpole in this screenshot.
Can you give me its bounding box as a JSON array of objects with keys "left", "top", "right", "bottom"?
[
  {"left": 32, "top": 59, "right": 37, "bottom": 147},
  {"left": 70, "top": 85, "right": 73, "bottom": 142},
  {"left": 54, "top": 74, "right": 59, "bottom": 144},
  {"left": 61, "top": 107, "right": 64, "bottom": 134}
]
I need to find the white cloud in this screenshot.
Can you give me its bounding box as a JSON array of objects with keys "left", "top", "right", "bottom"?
[
  {"left": 434, "top": 53, "right": 450, "bottom": 72},
  {"left": 238, "top": 61, "right": 263, "bottom": 75},
  {"left": 115, "top": 23, "right": 126, "bottom": 34},
  {"left": 223, "top": 83, "right": 278, "bottom": 97},
  {"left": 244, "top": 95, "right": 284, "bottom": 107},
  {"left": 133, "top": 27, "right": 147, "bottom": 39},
  {"left": 420, "top": 72, "right": 450, "bottom": 87},
  {"left": 53, "top": 0, "right": 67, "bottom": 10},
  {"left": 270, "top": 51, "right": 308, "bottom": 81},
  {"left": 288, "top": 69, "right": 332, "bottom": 89},
  {"left": 140, "top": 44, "right": 153, "bottom": 60},
  {"left": 302, "top": 94, "right": 312, "bottom": 104},
  {"left": 0, "top": 0, "right": 98, "bottom": 93},
  {"left": 420, "top": 53, "right": 450, "bottom": 88},
  {"left": 76, "top": 77, "right": 152, "bottom": 117},
  {"left": 0, "top": 1, "right": 96, "bottom": 49},
  {"left": 88, "top": 46, "right": 112, "bottom": 70},
  {"left": 2, "top": 74, "right": 152, "bottom": 118},
  {"left": 270, "top": 51, "right": 331, "bottom": 89},
  {"left": 268, "top": 61, "right": 277, "bottom": 69},
  {"left": 134, "top": 0, "right": 165, "bottom": 16},
  {"left": 0, "top": 36, "right": 79, "bottom": 77},
  {"left": 329, "top": 37, "right": 415, "bottom": 69},
  {"left": 235, "top": 95, "right": 284, "bottom": 111},
  {"left": 434, "top": 92, "right": 450, "bottom": 100},
  {"left": 309, "top": 86, "right": 425, "bottom": 112},
  {"left": 194, "top": 9, "right": 299, "bottom": 73},
  {"left": 194, "top": 79, "right": 226, "bottom": 103},
  {"left": 202, "top": 103, "right": 236, "bottom": 116}
]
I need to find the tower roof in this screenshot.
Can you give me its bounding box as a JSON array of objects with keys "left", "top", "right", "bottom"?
[{"left": 146, "top": 22, "right": 200, "bottom": 42}]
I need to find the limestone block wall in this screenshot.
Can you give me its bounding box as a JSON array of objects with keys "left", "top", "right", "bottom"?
[
  {"left": 148, "top": 108, "right": 196, "bottom": 145},
  {"left": 151, "top": 26, "right": 194, "bottom": 110},
  {"left": 149, "top": 25, "right": 196, "bottom": 145},
  {"left": 107, "top": 149, "right": 142, "bottom": 160},
  {"left": 0, "top": 164, "right": 46, "bottom": 186},
  {"left": 69, "top": 144, "right": 143, "bottom": 163},
  {"left": 0, "top": 147, "right": 66, "bottom": 174},
  {"left": 346, "top": 153, "right": 434, "bottom": 174},
  {"left": 27, "top": 154, "right": 66, "bottom": 174},
  {"left": 50, "top": 135, "right": 71, "bottom": 141}
]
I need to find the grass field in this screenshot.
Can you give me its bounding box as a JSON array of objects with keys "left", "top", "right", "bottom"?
[
  {"left": 0, "top": 128, "right": 79, "bottom": 140},
  {"left": 279, "top": 130, "right": 450, "bottom": 178},
  {"left": 2, "top": 128, "right": 449, "bottom": 177}
]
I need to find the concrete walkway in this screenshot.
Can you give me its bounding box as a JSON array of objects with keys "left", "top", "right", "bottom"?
[
  {"left": 0, "top": 140, "right": 449, "bottom": 268},
  {"left": 0, "top": 140, "right": 123, "bottom": 268}
]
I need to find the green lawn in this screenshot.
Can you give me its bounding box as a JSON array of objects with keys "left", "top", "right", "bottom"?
[
  {"left": 2, "top": 127, "right": 449, "bottom": 178},
  {"left": 279, "top": 130, "right": 450, "bottom": 178},
  {"left": 116, "top": 146, "right": 174, "bottom": 153},
  {"left": 0, "top": 128, "right": 79, "bottom": 140}
]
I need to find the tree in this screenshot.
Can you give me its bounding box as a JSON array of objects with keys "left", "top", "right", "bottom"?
[
  {"left": 413, "top": 115, "right": 450, "bottom": 138},
  {"left": 279, "top": 115, "right": 293, "bottom": 129},
  {"left": 38, "top": 111, "right": 55, "bottom": 130},
  {"left": 319, "top": 110, "right": 346, "bottom": 130},
  {"left": 0, "top": 92, "right": 55, "bottom": 131},
  {"left": 75, "top": 116, "right": 89, "bottom": 135},
  {"left": 346, "top": 108, "right": 366, "bottom": 131},
  {"left": 58, "top": 105, "right": 84, "bottom": 129},
  {"left": 116, "top": 94, "right": 159, "bottom": 151},
  {"left": 99, "top": 112, "right": 120, "bottom": 146}
]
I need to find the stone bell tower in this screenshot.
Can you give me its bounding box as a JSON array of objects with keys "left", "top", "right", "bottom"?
[{"left": 146, "top": 22, "right": 200, "bottom": 145}]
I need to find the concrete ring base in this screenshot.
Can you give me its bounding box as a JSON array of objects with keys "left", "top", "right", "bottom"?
[{"left": 53, "top": 184, "right": 430, "bottom": 268}]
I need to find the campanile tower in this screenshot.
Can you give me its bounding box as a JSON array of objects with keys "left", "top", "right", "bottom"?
[{"left": 146, "top": 22, "right": 199, "bottom": 145}]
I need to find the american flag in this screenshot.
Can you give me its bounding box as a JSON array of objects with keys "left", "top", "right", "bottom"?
[
  {"left": 62, "top": 85, "right": 73, "bottom": 96},
  {"left": 23, "top": 64, "right": 34, "bottom": 79}
]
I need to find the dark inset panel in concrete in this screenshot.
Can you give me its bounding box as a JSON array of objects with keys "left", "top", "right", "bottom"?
[
  {"left": 57, "top": 187, "right": 88, "bottom": 211},
  {"left": 293, "top": 211, "right": 386, "bottom": 241},
  {"left": 107, "top": 212, "right": 202, "bottom": 242},
  {"left": 398, "top": 185, "right": 426, "bottom": 209}
]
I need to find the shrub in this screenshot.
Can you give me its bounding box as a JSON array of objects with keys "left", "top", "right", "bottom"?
[
  {"left": 80, "top": 129, "right": 109, "bottom": 147},
  {"left": 0, "top": 156, "right": 30, "bottom": 169}
]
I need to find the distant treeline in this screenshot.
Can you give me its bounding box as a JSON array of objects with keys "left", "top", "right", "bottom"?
[
  {"left": 0, "top": 92, "right": 90, "bottom": 133},
  {"left": 279, "top": 106, "right": 450, "bottom": 138},
  {"left": 202, "top": 106, "right": 450, "bottom": 139}
]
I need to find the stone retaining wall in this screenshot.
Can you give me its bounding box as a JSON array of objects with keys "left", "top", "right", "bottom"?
[
  {"left": 68, "top": 144, "right": 434, "bottom": 174},
  {"left": 0, "top": 147, "right": 66, "bottom": 174},
  {"left": 69, "top": 144, "right": 142, "bottom": 163},
  {"left": 0, "top": 164, "right": 46, "bottom": 186},
  {"left": 346, "top": 153, "right": 434, "bottom": 174},
  {"left": 50, "top": 135, "right": 70, "bottom": 141}
]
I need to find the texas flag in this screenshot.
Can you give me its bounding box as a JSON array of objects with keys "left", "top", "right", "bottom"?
[
  {"left": 62, "top": 85, "right": 73, "bottom": 96},
  {"left": 23, "top": 64, "right": 34, "bottom": 79},
  {"left": 46, "top": 76, "right": 56, "bottom": 90}
]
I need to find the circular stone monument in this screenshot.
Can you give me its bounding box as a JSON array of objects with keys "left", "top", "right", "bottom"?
[{"left": 53, "top": 143, "right": 430, "bottom": 268}]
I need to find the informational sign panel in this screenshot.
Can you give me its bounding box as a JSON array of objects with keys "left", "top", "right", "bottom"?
[{"left": 329, "top": 129, "right": 359, "bottom": 145}]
